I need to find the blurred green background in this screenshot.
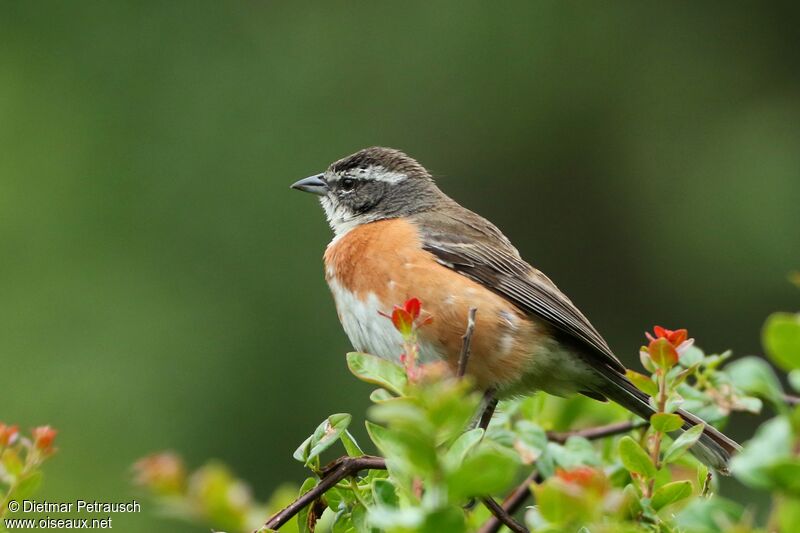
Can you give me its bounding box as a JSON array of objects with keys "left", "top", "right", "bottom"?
[{"left": 2, "top": 2, "right": 799, "bottom": 531}]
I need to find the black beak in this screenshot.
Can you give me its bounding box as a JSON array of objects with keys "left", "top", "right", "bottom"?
[{"left": 290, "top": 173, "right": 328, "bottom": 196}]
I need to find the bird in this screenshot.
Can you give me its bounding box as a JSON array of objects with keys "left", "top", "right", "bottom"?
[{"left": 290, "top": 146, "right": 739, "bottom": 472}]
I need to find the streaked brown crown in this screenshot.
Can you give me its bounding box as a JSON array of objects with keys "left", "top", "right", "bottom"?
[{"left": 330, "top": 147, "right": 431, "bottom": 180}]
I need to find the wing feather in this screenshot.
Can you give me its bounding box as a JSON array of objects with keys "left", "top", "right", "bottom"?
[{"left": 416, "top": 209, "right": 625, "bottom": 374}]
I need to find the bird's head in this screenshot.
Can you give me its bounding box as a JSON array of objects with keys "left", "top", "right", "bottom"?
[{"left": 291, "top": 147, "right": 443, "bottom": 235}]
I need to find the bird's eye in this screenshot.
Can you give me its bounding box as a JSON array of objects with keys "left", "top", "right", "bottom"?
[{"left": 339, "top": 178, "right": 357, "bottom": 192}]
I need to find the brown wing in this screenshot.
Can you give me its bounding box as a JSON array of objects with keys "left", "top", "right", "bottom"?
[{"left": 414, "top": 207, "right": 625, "bottom": 374}]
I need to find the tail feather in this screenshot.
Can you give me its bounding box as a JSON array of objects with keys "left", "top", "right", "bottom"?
[{"left": 593, "top": 369, "right": 741, "bottom": 474}]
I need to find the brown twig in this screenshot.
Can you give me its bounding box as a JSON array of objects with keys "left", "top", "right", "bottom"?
[
  {"left": 784, "top": 393, "right": 800, "bottom": 406},
  {"left": 480, "top": 496, "right": 528, "bottom": 533},
  {"left": 260, "top": 455, "right": 386, "bottom": 531},
  {"left": 260, "top": 420, "right": 644, "bottom": 531},
  {"left": 546, "top": 419, "right": 645, "bottom": 444},
  {"left": 478, "top": 470, "right": 541, "bottom": 533},
  {"left": 457, "top": 308, "right": 478, "bottom": 377}
]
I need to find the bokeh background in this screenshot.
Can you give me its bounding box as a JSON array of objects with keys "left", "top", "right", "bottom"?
[{"left": 2, "top": 2, "right": 799, "bottom": 531}]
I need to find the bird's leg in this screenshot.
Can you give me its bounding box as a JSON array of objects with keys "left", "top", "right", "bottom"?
[
  {"left": 469, "top": 388, "right": 498, "bottom": 430},
  {"left": 479, "top": 389, "right": 498, "bottom": 430}
]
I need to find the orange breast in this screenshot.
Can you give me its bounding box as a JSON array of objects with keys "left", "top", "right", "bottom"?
[{"left": 324, "top": 218, "right": 553, "bottom": 392}]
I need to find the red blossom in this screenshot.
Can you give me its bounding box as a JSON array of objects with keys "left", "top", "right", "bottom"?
[
  {"left": 642, "top": 325, "right": 691, "bottom": 370},
  {"left": 391, "top": 307, "right": 414, "bottom": 336},
  {"left": 0, "top": 423, "right": 19, "bottom": 447},
  {"left": 32, "top": 426, "right": 57, "bottom": 453},
  {"left": 646, "top": 326, "right": 688, "bottom": 348},
  {"left": 388, "top": 297, "right": 432, "bottom": 337},
  {"left": 132, "top": 452, "right": 186, "bottom": 494},
  {"left": 385, "top": 297, "right": 434, "bottom": 380},
  {"left": 404, "top": 297, "right": 421, "bottom": 320},
  {"left": 555, "top": 466, "right": 601, "bottom": 488}
]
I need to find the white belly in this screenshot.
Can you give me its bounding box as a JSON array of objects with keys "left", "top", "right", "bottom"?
[{"left": 327, "top": 277, "right": 443, "bottom": 364}]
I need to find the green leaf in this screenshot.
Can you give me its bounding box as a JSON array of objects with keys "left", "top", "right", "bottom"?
[
  {"left": 765, "top": 459, "right": 800, "bottom": 496},
  {"left": 731, "top": 416, "right": 793, "bottom": 489},
  {"left": 12, "top": 472, "right": 43, "bottom": 500},
  {"left": 332, "top": 509, "right": 354, "bottom": 533},
  {"left": 618, "top": 436, "right": 656, "bottom": 478},
  {"left": 649, "top": 338, "right": 679, "bottom": 369},
  {"left": 664, "top": 394, "right": 684, "bottom": 414},
  {"left": 326, "top": 487, "right": 347, "bottom": 511},
  {"left": 650, "top": 413, "right": 683, "bottom": 433},
  {"left": 2, "top": 449, "right": 24, "bottom": 476},
  {"left": 293, "top": 435, "right": 313, "bottom": 463},
  {"left": 640, "top": 349, "right": 657, "bottom": 373},
  {"left": 368, "top": 399, "right": 429, "bottom": 429},
  {"left": 366, "top": 421, "right": 437, "bottom": 475},
  {"left": 671, "top": 364, "right": 699, "bottom": 388},
  {"left": 789, "top": 370, "right": 800, "bottom": 393},
  {"left": 697, "top": 464, "right": 711, "bottom": 496},
  {"left": 297, "top": 477, "right": 317, "bottom": 533},
  {"left": 340, "top": 430, "right": 364, "bottom": 457},
  {"left": 444, "top": 428, "right": 484, "bottom": 470},
  {"left": 514, "top": 420, "right": 548, "bottom": 465},
  {"left": 351, "top": 504, "right": 371, "bottom": 533},
  {"left": 652, "top": 480, "right": 692, "bottom": 510},
  {"left": 365, "top": 421, "right": 398, "bottom": 456},
  {"left": 305, "top": 413, "right": 352, "bottom": 466},
  {"left": 347, "top": 352, "right": 407, "bottom": 395},
  {"left": 679, "top": 345, "right": 705, "bottom": 367},
  {"left": 369, "top": 388, "right": 395, "bottom": 403},
  {"left": 419, "top": 507, "right": 467, "bottom": 533},
  {"left": 367, "top": 507, "right": 424, "bottom": 530},
  {"left": 549, "top": 436, "right": 602, "bottom": 469},
  {"left": 726, "top": 356, "right": 784, "bottom": 405},
  {"left": 372, "top": 478, "right": 399, "bottom": 508},
  {"left": 627, "top": 370, "right": 658, "bottom": 396},
  {"left": 778, "top": 496, "right": 800, "bottom": 532},
  {"left": 622, "top": 483, "right": 643, "bottom": 519},
  {"left": 663, "top": 424, "right": 704, "bottom": 464},
  {"left": 675, "top": 496, "right": 744, "bottom": 532},
  {"left": 447, "top": 443, "right": 519, "bottom": 500},
  {"left": 764, "top": 312, "right": 800, "bottom": 371}
]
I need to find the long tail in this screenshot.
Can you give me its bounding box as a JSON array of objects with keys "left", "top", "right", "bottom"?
[{"left": 592, "top": 369, "right": 741, "bottom": 474}]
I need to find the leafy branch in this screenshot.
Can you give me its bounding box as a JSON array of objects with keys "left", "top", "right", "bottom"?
[
  {"left": 261, "top": 413, "right": 646, "bottom": 531},
  {"left": 133, "top": 287, "right": 800, "bottom": 533},
  {"left": 263, "top": 455, "right": 386, "bottom": 531},
  {"left": 0, "top": 425, "right": 58, "bottom": 520}
]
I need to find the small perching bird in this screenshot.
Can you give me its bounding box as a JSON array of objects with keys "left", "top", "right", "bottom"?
[{"left": 291, "top": 147, "right": 739, "bottom": 472}]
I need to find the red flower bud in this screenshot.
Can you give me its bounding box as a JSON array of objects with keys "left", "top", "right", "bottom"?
[
  {"left": 404, "top": 297, "right": 421, "bottom": 320},
  {"left": 132, "top": 452, "right": 186, "bottom": 494},
  {"left": 555, "top": 466, "right": 600, "bottom": 487},
  {"left": 384, "top": 298, "right": 432, "bottom": 337},
  {"left": 391, "top": 307, "right": 414, "bottom": 337},
  {"left": 646, "top": 326, "right": 688, "bottom": 348},
  {"left": 0, "top": 424, "right": 19, "bottom": 446},
  {"left": 32, "top": 426, "right": 57, "bottom": 453}
]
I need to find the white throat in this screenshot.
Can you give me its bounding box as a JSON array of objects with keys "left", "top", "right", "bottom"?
[{"left": 319, "top": 196, "right": 376, "bottom": 238}]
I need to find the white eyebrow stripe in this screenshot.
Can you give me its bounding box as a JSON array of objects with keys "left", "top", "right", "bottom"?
[
  {"left": 369, "top": 166, "right": 407, "bottom": 184},
  {"left": 345, "top": 165, "right": 407, "bottom": 184}
]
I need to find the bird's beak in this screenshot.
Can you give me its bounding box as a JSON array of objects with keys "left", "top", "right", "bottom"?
[{"left": 290, "top": 173, "right": 328, "bottom": 196}]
